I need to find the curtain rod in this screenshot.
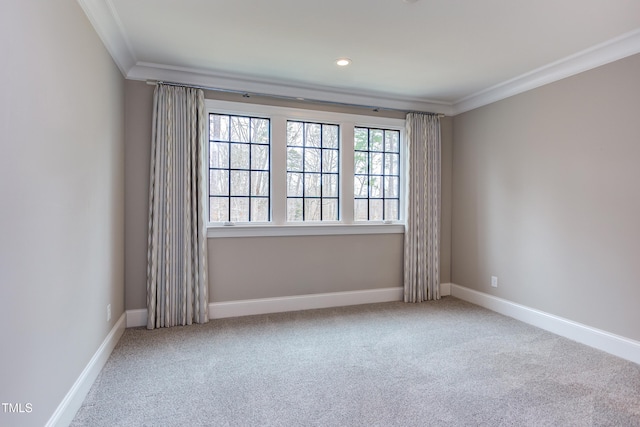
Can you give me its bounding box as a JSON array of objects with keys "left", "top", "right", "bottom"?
[{"left": 146, "top": 80, "right": 445, "bottom": 118}]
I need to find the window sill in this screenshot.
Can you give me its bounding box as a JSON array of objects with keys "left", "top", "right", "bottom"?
[{"left": 207, "top": 223, "right": 405, "bottom": 238}]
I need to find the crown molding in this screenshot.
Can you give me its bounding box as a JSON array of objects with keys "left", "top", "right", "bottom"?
[
  {"left": 78, "top": 0, "right": 640, "bottom": 117},
  {"left": 127, "top": 62, "right": 454, "bottom": 115},
  {"left": 77, "top": 0, "right": 136, "bottom": 75},
  {"left": 453, "top": 28, "right": 640, "bottom": 115}
]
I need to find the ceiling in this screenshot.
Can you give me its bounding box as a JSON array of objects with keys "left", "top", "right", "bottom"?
[{"left": 79, "top": 0, "right": 640, "bottom": 115}]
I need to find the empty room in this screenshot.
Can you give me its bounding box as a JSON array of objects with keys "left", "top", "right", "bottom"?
[{"left": 1, "top": 1, "right": 639, "bottom": 426}]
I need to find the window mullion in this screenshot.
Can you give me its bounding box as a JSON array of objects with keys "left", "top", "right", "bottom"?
[
  {"left": 271, "top": 115, "right": 287, "bottom": 225},
  {"left": 381, "top": 146, "right": 385, "bottom": 220},
  {"left": 367, "top": 128, "right": 371, "bottom": 221},
  {"left": 319, "top": 126, "right": 323, "bottom": 221},
  {"left": 226, "top": 120, "right": 232, "bottom": 222},
  {"left": 301, "top": 125, "right": 306, "bottom": 221},
  {"left": 341, "top": 123, "right": 355, "bottom": 224},
  {"left": 227, "top": 162, "right": 231, "bottom": 222},
  {"left": 248, "top": 123, "right": 253, "bottom": 221}
]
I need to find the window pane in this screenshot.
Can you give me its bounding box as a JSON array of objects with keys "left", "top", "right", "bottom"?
[
  {"left": 230, "top": 171, "right": 249, "bottom": 196},
  {"left": 252, "top": 145, "right": 269, "bottom": 170},
  {"left": 370, "top": 176, "right": 383, "bottom": 198},
  {"left": 322, "top": 149, "right": 339, "bottom": 173},
  {"left": 370, "top": 129, "right": 383, "bottom": 151},
  {"left": 323, "top": 125, "right": 339, "bottom": 149},
  {"left": 230, "top": 116, "right": 250, "bottom": 142},
  {"left": 210, "top": 142, "right": 229, "bottom": 168},
  {"left": 230, "top": 197, "right": 249, "bottom": 222},
  {"left": 251, "top": 171, "right": 269, "bottom": 196},
  {"left": 209, "top": 113, "right": 270, "bottom": 223},
  {"left": 251, "top": 118, "right": 269, "bottom": 143},
  {"left": 354, "top": 199, "right": 368, "bottom": 221},
  {"left": 209, "top": 197, "right": 229, "bottom": 222},
  {"left": 369, "top": 199, "right": 383, "bottom": 221},
  {"left": 385, "top": 130, "right": 399, "bottom": 152},
  {"left": 287, "top": 147, "right": 303, "bottom": 171},
  {"left": 353, "top": 125, "right": 401, "bottom": 223},
  {"left": 287, "top": 172, "right": 303, "bottom": 197},
  {"left": 385, "top": 176, "right": 399, "bottom": 198},
  {"left": 305, "top": 123, "right": 321, "bottom": 148},
  {"left": 287, "top": 120, "right": 341, "bottom": 222},
  {"left": 305, "top": 199, "right": 321, "bottom": 221},
  {"left": 305, "top": 173, "right": 321, "bottom": 197},
  {"left": 370, "top": 152, "right": 383, "bottom": 175},
  {"left": 354, "top": 128, "right": 368, "bottom": 151},
  {"left": 385, "top": 199, "right": 399, "bottom": 221},
  {"left": 354, "top": 152, "right": 368, "bottom": 174},
  {"left": 385, "top": 153, "right": 399, "bottom": 175},
  {"left": 287, "top": 198, "right": 303, "bottom": 221},
  {"left": 322, "top": 199, "right": 338, "bottom": 221},
  {"left": 210, "top": 114, "right": 229, "bottom": 141},
  {"left": 323, "top": 174, "right": 338, "bottom": 197},
  {"left": 354, "top": 175, "right": 368, "bottom": 198},
  {"left": 251, "top": 198, "right": 269, "bottom": 222},
  {"left": 210, "top": 170, "right": 228, "bottom": 196},
  {"left": 230, "top": 143, "right": 250, "bottom": 169},
  {"left": 305, "top": 148, "right": 321, "bottom": 172},
  {"left": 287, "top": 121, "right": 303, "bottom": 146}
]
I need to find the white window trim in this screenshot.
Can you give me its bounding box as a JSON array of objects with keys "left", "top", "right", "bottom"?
[
  {"left": 205, "top": 99, "right": 406, "bottom": 238},
  {"left": 207, "top": 223, "right": 405, "bottom": 238}
]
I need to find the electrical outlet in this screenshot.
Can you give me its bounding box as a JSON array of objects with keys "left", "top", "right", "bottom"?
[
  {"left": 491, "top": 276, "right": 498, "bottom": 288},
  {"left": 107, "top": 304, "right": 111, "bottom": 322}
]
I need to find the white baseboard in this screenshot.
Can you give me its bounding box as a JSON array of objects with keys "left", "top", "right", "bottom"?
[
  {"left": 45, "top": 313, "right": 126, "bottom": 427},
  {"left": 126, "top": 308, "right": 148, "bottom": 328},
  {"left": 450, "top": 284, "right": 640, "bottom": 366},
  {"left": 125, "top": 284, "right": 457, "bottom": 327},
  {"left": 126, "top": 287, "right": 404, "bottom": 327},
  {"left": 209, "top": 287, "right": 404, "bottom": 319},
  {"left": 440, "top": 282, "right": 452, "bottom": 296}
]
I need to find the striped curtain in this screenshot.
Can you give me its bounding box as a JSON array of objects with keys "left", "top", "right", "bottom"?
[
  {"left": 404, "top": 113, "right": 441, "bottom": 303},
  {"left": 147, "top": 84, "right": 209, "bottom": 329}
]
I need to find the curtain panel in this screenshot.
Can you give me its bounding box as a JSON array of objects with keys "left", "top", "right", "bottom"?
[
  {"left": 147, "top": 84, "right": 209, "bottom": 329},
  {"left": 404, "top": 113, "right": 441, "bottom": 303}
]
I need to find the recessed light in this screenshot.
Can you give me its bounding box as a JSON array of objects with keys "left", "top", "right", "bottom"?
[
  {"left": 336, "top": 58, "right": 351, "bottom": 67},
  {"left": 403, "top": 0, "right": 419, "bottom": 3}
]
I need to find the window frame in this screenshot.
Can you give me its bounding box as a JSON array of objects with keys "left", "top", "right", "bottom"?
[
  {"left": 208, "top": 113, "right": 271, "bottom": 223},
  {"left": 206, "top": 99, "right": 406, "bottom": 238},
  {"left": 353, "top": 126, "right": 402, "bottom": 222},
  {"left": 286, "top": 120, "right": 340, "bottom": 222}
]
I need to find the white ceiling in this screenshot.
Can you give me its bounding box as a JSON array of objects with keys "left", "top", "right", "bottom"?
[{"left": 79, "top": 0, "right": 640, "bottom": 115}]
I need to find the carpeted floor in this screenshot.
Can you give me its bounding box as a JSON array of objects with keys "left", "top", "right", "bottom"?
[{"left": 71, "top": 297, "right": 640, "bottom": 426}]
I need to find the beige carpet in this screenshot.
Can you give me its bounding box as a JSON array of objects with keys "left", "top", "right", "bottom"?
[{"left": 72, "top": 297, "right": 640, "bottom": 426}]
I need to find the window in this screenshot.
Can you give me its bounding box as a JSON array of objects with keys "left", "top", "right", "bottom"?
[
  {"left": 206, "top": 100, "right": 405, "bottom": 237},
  {"left": 208, "top": 114, "right": 270, "bottom": 222},
  {"left": 286, "top": 121, "right": 339, "bottom": 221},
  {"left": 354, "top": 127, "right": 400, "bottom": 221}
]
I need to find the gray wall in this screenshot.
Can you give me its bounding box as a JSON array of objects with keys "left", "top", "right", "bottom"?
[
  {"left": 209, "top": 234, "right": 404, "bottom": 301},
  {"left": 124, "top": 80, "right": 154, "bottom": 311},
  {"left": 0, "top": 2, "right": 125, "bottom": 426},
  {"left": 452, "top": 53, "right": 640, "bottom": 341},
  {"left": 440, "top": 116, "right": 453, "bottom": 284},
  {"left": 124, "top": 80, "right": 453, "bottom": 309}
]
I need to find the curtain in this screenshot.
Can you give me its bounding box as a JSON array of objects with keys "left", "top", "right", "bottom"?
[
  {"left": 147, "top": 84, "right": 209, "bottom": 329},
  {"left": 404, "top": 113, "right": 441, "bottom": 303}
]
